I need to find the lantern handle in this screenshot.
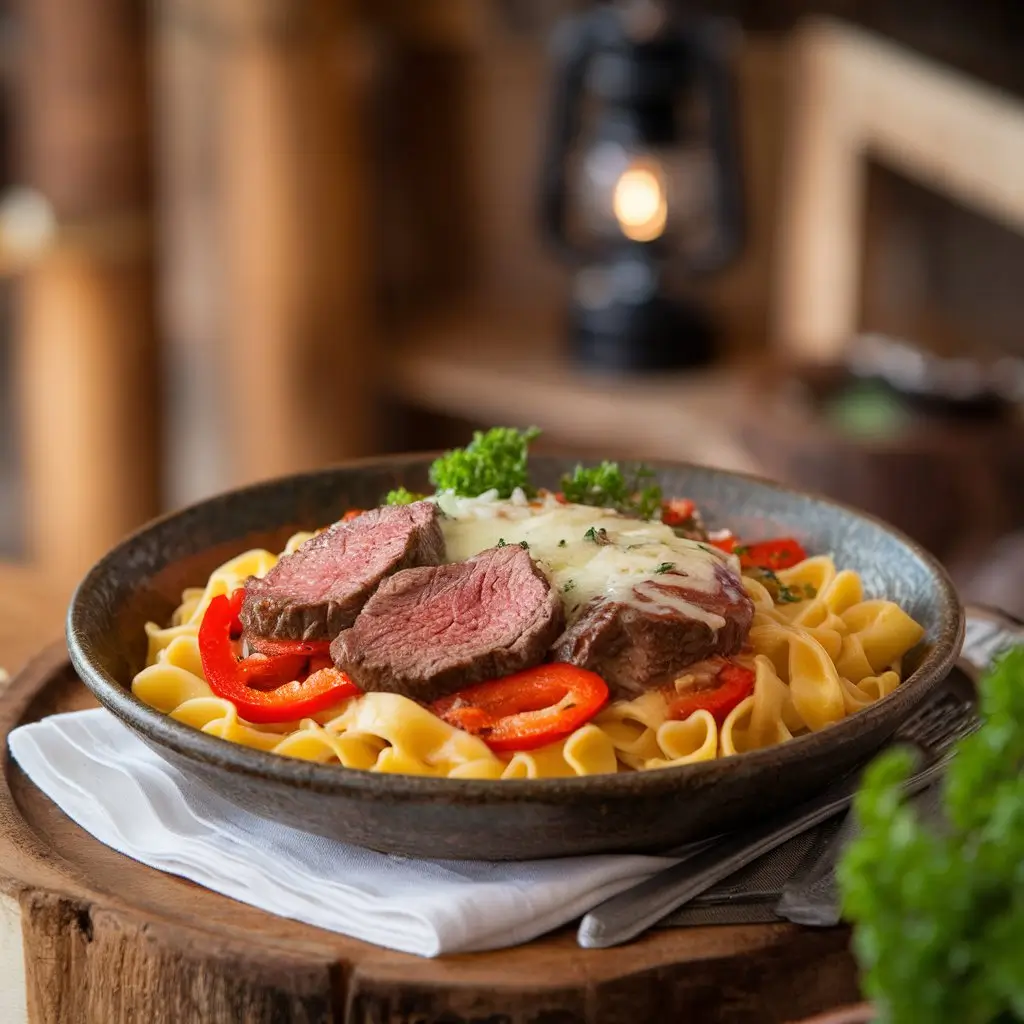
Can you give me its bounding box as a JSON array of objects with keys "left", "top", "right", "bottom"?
[
  {"left": 679, "top": 17, "right": 746, "bottom": 274},
  {"left": 538, "top": 12, "right": 599, "bottom": 260}
]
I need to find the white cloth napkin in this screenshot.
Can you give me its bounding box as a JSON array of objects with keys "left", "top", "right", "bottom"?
[{"left": 8, "top": 709, "right": 680, "bottom": 957}]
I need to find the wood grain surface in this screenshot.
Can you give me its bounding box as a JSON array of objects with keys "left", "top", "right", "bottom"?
[{"left": 0, "top": 572, "right": 862, "bottom": 1024}]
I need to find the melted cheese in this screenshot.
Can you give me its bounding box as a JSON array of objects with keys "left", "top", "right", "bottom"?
[{"left": 433, "top": 491, "right": 739, "bottom": 632}]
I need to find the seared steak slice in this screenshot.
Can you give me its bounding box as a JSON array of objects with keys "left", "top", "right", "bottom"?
[
  {"left": 331, "top": 545, "right": 564, "bottom": 703},
  {"left": 240, "top": 501, "right": 445, "bottom": 641},
  {"left": 553, "top": 563, "right": 754, "bottom": 700}
]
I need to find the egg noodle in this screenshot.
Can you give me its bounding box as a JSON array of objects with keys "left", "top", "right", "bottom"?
[{"left": 132, "top": 530, "right": 925, "bottom": 779}]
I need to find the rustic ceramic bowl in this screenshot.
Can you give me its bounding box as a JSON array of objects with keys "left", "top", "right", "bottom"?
[{"left": 66, "top": 455, "right": 963, "bottom": 860}]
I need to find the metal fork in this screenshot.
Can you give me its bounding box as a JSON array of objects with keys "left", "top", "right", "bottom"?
[{"left": 577, "top": 681, "right": 979, "bottom": 949}]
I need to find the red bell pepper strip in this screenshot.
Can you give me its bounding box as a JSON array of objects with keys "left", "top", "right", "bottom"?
[
  {"left": 668, "top": 661, "right": 755, "bottom": 725},
  {"left": 245, "top": 634, "right": 332, "bottom": 659},
  {"left": 198, "top": 591, "right": 359, "bottom": 724},
  {"left": 431, "top": 664, "right": 610, "bottom": 752},
  {"left": 661, "top": 498, "right": 696, "bottom": 527},
  {"left": 740, "top": 537, "right": 807, "bottom": 570},
  {"left": 710, "top": 535, "right": 807, "bottom": 571}
]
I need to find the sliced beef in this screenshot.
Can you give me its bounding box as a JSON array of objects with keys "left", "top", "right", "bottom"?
[
  {"left": 240, "top": 501, "right": 445, "bottom": 641},
  {"left": 330, "top": 545, "right": 565, "bottom": 704},
  {"left": 552, "top": 563, "right": 754, "bottom": 700}
]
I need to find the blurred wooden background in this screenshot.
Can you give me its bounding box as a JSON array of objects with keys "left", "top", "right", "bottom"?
[{"left": 1, "top": 0, "right": 1023, "bottom": 596}]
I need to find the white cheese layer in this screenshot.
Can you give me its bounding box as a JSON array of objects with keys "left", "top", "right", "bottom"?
[{"left": 433, "top": 491, "right": 738, "bottom": 632}]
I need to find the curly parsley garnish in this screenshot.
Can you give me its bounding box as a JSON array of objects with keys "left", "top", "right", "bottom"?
[
  {"left": 838, "top": 645, "right": 1024, "bottom": 1024},
  {"left": 383, "top": 486, "right": 427, "bottom": 506},
  {"left": 560, "top": 461, "right": 662, "bottom": 520},
  {"left": 429, "top": 426, "right": 540, "bottom": 498}
]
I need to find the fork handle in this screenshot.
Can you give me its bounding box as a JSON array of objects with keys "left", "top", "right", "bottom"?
[
  {"left": 577, "top": 754, "right": 952, "bottom": 950},
  {"left": 577, "top": 776, "right": 862, "bottom": 948}
]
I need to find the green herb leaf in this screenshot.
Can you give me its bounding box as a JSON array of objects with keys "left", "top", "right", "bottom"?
[
  {"left": 744, "top": 566, "right": 805, "bottom": 604},
  {"left": 558, "top": 539, "right": 567, "bottom": 548},
  {"left": 383, "top": 486, "right": 426, "bottom": 506},
  {"left": 562, "top": 579, "right": 576, "bottom": 593},
  {"left": 497, "top": 538, "right": 506, "bottom": 547},
  {"left": 837, "top": 646, "right": 1024, "bottom": 1024},
  {"left": 428, "top": 426, "right": 540, "bottom": 499},
  {"left": 654, "top": 562, "right": 675, "bottom": 574},
  {"left": 519, "top": 540, "right": 529, "bottom": 550},
  {"left": 559, "top": 461, "right": 663, "bottom": 520}
]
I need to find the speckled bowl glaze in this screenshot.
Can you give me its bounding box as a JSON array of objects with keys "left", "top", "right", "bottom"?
[{"left": 66, "top": 455, "right": 964, "bottom": 861}]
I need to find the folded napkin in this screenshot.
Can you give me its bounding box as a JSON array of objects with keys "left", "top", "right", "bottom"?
[{"left": 8, "top": 709, "right": 679, "bottom": 958}]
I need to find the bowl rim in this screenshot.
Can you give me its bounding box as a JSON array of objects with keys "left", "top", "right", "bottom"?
[{"left": 66, "top": 453, "right": 965, "bottom": 802}]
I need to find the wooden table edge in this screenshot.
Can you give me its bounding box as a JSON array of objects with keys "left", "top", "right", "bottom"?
[{"left": 0, "top": 643, "right": 862, "bottom": 1023}]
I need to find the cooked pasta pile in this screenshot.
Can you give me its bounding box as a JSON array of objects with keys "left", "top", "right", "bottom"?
[{"left": 132, "top": 535, "right": 925, "bottom": 779}]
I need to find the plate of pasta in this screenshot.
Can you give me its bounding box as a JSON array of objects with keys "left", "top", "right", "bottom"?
[{"left": 66, "top": 429, "right": 963, "bottom": 860}]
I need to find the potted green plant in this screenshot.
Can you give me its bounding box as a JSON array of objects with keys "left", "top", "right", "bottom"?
[{"left": 796, "top": 646, "right": 1024, "bottom": 1024}]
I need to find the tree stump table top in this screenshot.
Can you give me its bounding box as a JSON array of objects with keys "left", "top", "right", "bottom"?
[{"left": 0, "top": 563, "right": 861, "bottom": 1024}]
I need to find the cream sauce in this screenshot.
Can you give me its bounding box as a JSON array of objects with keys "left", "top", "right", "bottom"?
[{"left": 433, "top": 491, "right": 739, "bottom": 633}]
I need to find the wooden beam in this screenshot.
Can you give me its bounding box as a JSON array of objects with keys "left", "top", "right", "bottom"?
[
  {"left": 774, "top": 18, "right": 1024, "bottom": 363},
  {"left": 158, "top": 0, "right": 376, "bottom": 491},
  {"left": 12, "top": 0, "right": 159, "bottom": 584}
]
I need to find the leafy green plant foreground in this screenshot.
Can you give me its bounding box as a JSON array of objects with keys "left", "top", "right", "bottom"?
[{"left": 838, "top": 647, "right": 1024, "bottom": 1024}]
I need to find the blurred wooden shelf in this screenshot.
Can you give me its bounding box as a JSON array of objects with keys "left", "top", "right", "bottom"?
[{"left": 385, "top": 309, "right": 763, "bottom": 472}]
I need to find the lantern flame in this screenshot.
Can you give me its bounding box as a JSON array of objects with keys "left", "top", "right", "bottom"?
[{"left": 612, "top": 162, "right": 667, "bottom": 242}]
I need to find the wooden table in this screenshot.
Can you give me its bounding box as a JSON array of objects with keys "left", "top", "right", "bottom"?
[{"left": 0, "top": 565, "right": 862, "bottom": 1024}]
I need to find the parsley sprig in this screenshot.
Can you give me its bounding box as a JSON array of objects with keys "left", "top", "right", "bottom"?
[
  {"left": 560, "top": 461, "right": 662, "bottom": 520},
  {"left": 429, "top": 426, "right": 540, "bottom": 499},
  {"left": 838, "top": 646, "right": 1024, "bottom": 1024},
  {"left": 383, "top": 486, "right": 426, "bottom": 506}
]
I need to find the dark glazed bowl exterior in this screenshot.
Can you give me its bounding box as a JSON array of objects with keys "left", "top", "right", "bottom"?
[{"left": 66, "top": 455, "right": 964, "bottom": 860}]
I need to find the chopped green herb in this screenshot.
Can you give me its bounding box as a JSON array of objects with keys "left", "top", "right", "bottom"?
[
  {"left": 733, "top": 544, "right": 750, "bottom": 557},
  {"left": 519, "top": 540, "right": 529, "bottom": 550},
  {"left": 560, "top": 461, "right": 662, "bottom": 519},
  {"left": 497, "top": 538, "right": 507, "bottom": 547},
  {"left": 654, "top": 562, "right": 675, "bottom": 574},
  {"left": 558, "top": 539, "right": 567, "bottom": 548},
  {"left": 838, "top": 645, "right": 1024, "bottom": 1024},
  {"left": 583, "top": 526, "right": 610, "bottom": 545},
  {"left": 383, "top": 486, "right": 427, "bottom": 506},
  {"left": 562, "top": 579, "right": 576, "bottom": 593},
  {"left": 745, "top": 566, "right": 805, "bottom": 604},
  {"left": 428, "top": 426, "right": 540, "bottom": 498},
  {"left": 697, "top": 543, "right": 714, "bottom": 554}
]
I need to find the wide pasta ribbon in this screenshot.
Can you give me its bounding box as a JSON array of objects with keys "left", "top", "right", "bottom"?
[{"left": 131, "top": 542, "right": 926, "bottom": 779}]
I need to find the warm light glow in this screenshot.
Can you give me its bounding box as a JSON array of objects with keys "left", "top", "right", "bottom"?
[{"left": 612, "top": 162, "right": 667, "bottom": 242}]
